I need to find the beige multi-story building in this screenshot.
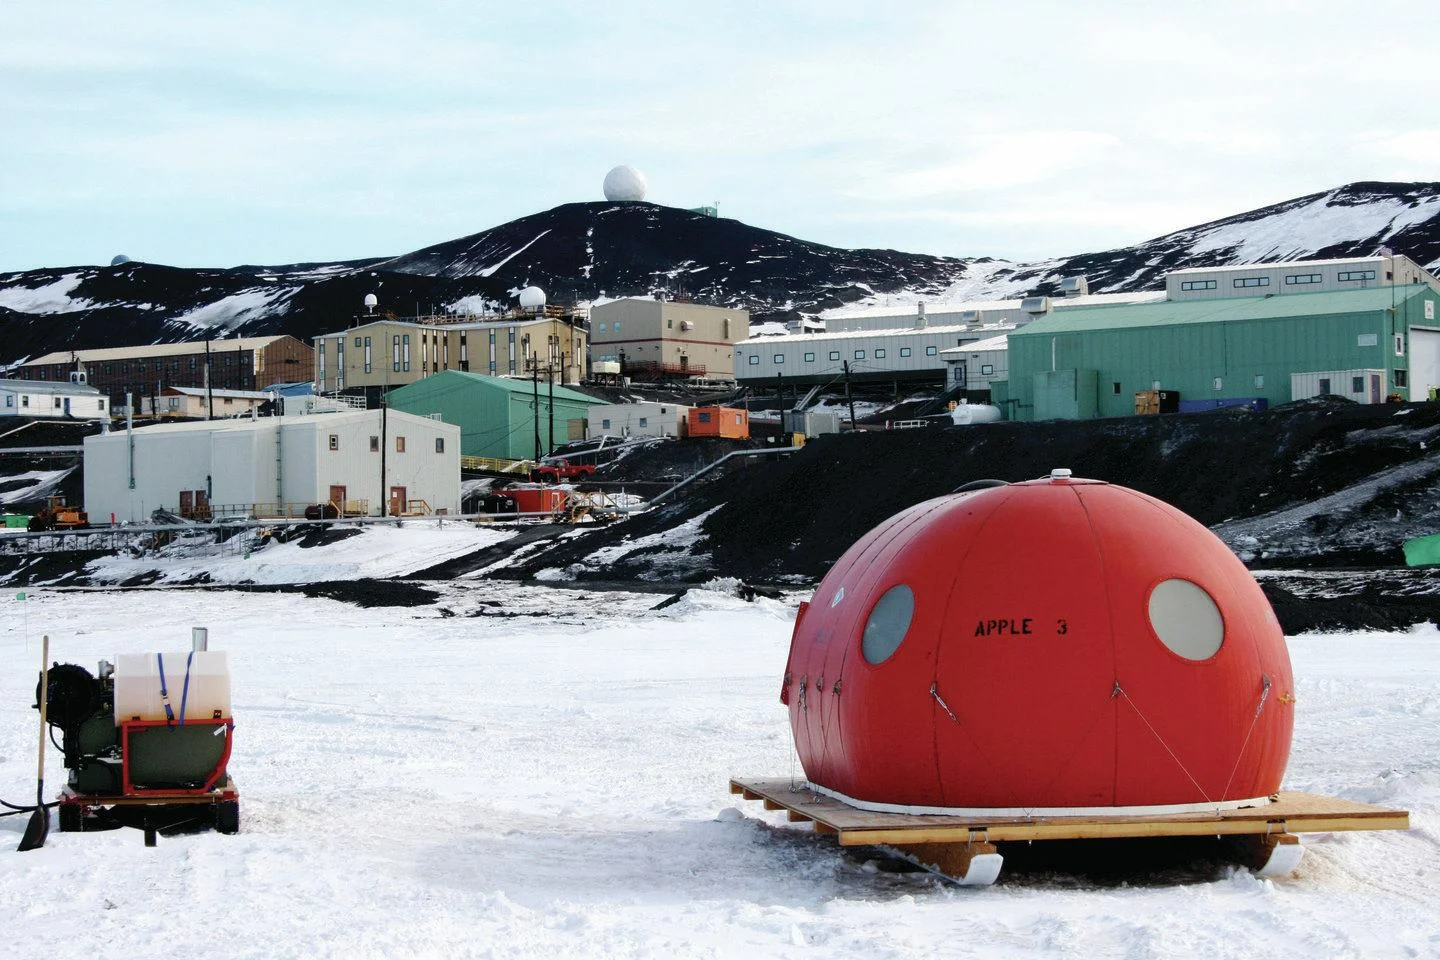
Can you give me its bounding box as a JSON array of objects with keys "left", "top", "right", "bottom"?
[
  {"left": 313, "top": 314, "right": 588, "bottom": 393},
  {"left": 588, "top": 299, "right": 748, "bottom": 382}
]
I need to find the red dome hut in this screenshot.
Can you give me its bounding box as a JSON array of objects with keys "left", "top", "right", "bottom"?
[{"left": 782, "top": 471, "right": 1294, "bottom": 814}]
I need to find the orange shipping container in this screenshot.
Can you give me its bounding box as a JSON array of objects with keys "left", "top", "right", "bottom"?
[
  {"left": 505, "top": 485, "right": 569, "bottom": 514},
  {"left": 687, "top": 406, "right": 749, "bottom": 439}
]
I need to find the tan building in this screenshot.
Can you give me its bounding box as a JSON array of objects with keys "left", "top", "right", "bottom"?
[
  {"left": 16, "top": 335, "right": 313, "bottom": 405},
  {"left": 143, "top": 385, "right": 273, "bottom": 418},
  {"left": 313, "top": 315, "right": 588, "bottom": 393},
  {"left": 589, "top": 299, "right": 748, "bottom": 382}
]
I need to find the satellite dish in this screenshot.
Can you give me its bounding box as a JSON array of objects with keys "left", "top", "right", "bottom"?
[
  {"left": 110, "top": 255, "right": 131, "bottom": 267},
  {"left": 603, "top": 165, "right": 647, "bottom": 202},
  {"left": 518, "top": 286, "right": 547, "bottom": 310},
  {"left": 363, "top": 293, "right": 379, "bottom": 314}
]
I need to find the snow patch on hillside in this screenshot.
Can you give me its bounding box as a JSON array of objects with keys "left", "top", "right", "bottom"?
[
  {"left": 0, "top": 273, "right": 95, "bottom": 314},
  {"left": 1189, "top": 190, "right": 1440, "bottom": 263},
  {"left": 172, "top": 287, "right": 297, "bottom": 332}
]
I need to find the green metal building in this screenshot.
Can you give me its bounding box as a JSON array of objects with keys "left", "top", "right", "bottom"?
[
  {"left": 996, "top": 286, "right": 1440, "bottom": 421},
  {"left": 385, "top": 370, "right": 603, "bottom": 460}
]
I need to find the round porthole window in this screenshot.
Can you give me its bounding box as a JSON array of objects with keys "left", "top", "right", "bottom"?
[
  {"left": 861, "top": 584, "right": 914, "bottom": 665},
  {"left": 1148, "top": 579, "right": 1224, "bottom": 661}
]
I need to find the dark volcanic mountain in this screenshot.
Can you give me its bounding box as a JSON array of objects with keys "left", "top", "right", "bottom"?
[{"left": 3, "top": 182, "right": 1440, "bottom": 366}]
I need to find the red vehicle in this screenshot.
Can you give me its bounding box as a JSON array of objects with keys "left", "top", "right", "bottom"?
[{"left": 530, "top": 458, "right": 596, "bottom": 484}]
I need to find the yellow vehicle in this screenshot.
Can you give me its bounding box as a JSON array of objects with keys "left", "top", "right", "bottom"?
[{"left": 27, "top": 496, "right": 89, "bottom": 532}]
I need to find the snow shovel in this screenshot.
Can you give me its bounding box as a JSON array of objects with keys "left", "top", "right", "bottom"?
[{"left": 18, "top": 635, "right": 50, "bottom": 852}]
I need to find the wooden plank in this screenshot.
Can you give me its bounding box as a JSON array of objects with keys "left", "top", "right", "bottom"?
[{"left": 729, "top": 777, "right": 1410, "bottom": 846}]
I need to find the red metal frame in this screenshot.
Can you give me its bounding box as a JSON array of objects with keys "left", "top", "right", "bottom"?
[{"left": 120, "top": 718, "right": 235, "bottom": 796}]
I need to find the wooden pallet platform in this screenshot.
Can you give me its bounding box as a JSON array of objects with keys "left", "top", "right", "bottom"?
[{"left": 730, "top": 777, "right": 1410, "bottom": 884}]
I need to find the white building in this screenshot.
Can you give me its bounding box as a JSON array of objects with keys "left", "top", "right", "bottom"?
[
  {"left": 735, "top": 323, "right": 1015, "bottom": 387},
  {"left": 0, "top": 376, "right": 109, "bottom": 420},
  {"left": 84, "top": 409, "right": 460, "bottom": 523},
  {"left": 1165, "top": 254, "right": 1439, "bottom": 302},
  {"left": 587, "top": 401, "right": 690, "bottom": 438},
  {"left": 939, "top": 333, "right": 1010, "bottom": 395}
]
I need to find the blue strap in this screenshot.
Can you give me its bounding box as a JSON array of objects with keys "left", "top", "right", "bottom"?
[
  {"left": 178, "top": 651, "right": 194, "bottom": 727},
  {"left": 157, "top": 653, "right": 175, "bottom": 725}
]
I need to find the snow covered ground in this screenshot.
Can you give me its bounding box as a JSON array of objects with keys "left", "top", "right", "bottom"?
[{"left": 0, "top": 528, "right": 1436, "bottom": 959}]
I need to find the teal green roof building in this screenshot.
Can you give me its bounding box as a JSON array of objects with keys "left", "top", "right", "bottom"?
[
  {"left": 999, "top": 286, "right": 1440, "bottom": 421},
  {"left": 385, "top": 370, "right": 603, "bottom": 460}
]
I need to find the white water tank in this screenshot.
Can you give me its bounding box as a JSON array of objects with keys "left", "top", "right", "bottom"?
[
  {"left": 950, "top": 403, "right": 1002, "bottom": 426},
  {"left": 113, "top": 652, "right": 232, "bottom": 723}
]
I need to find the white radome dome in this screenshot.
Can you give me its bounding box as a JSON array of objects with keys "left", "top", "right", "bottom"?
[
  {"left": 110, "top": 254, "right": 131, "bottom": 266},
  {"left": 363, "top": 293, "right": 379, "bottom": 308},
  {"left": 603, "top": 165, "right": 647, "bottom": 202},
  {"left": 518, "top": 286, "right": 547, "bottom": 309}
]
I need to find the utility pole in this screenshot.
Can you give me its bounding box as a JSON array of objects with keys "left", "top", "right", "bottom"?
[
  {"left": 532, "top": 353, "right": 541, "bottom": 463},
  {"left": 379, "top": 396, "right": 388, "bottom": 517},
  {"left": 547, "top": 361, "right": 555, "bottom": 456},
  {"left": 204, "top": 340, "right": 213, "bottom": 420},
  {"left": 843, "top": 360, "right": 856, "bottom": 430}
]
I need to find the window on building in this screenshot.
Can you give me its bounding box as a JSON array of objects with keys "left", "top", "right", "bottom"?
[
  {"left": 925, "top": 346, "right": 938, "bottom": 356},
  {"left": 1180, "top": 279, "right": 1218, "bottom": 291},
  {"left": 4, "top": 395, "right": 11, "bottom": 407},
  {"left": 1351, "top": 376, "right": 1365, "bottom": 393},
  {"left": 1254, "top": 374, "right": 1265, "bottom": 389},
  {"left": 774, "top": 354, "right": 785, "bottom": 364},
  {"left": 435, "top": 437, "right": 445, "bottom": 453},
  {"left": 1338, "top": 270, "right": 1378, "bottom": 282},
  {"left": 396, "top": 436, "right": 407, "bottom": 453},
  {"left": 981, "top": 364, "right": 994, "bottom": 375},
  {"left": 667, "top": 318, "right": 673, "bottom": 329},
  {"left": 137, "top": 362, "right": 146, "bottom": 373},
  {"left": 638, "top": 417, "right": 649, "bottom": 427},
  {"left": 370, "top": 435, "right": 379, "bottom": 452},
  {"left": 329, "top": 434, "right": 339, "bottom": 451},
  {"left": 1233, "top": 277, "right": 1271, "bottom": 288},
  {"left": 875, "top": 348, "right": 886, "bottom": 359},
  {"left": 900, "top": 347, "right": 911, "bottom": 357},
  {"left": 804, "top": 352, "right": 815, "bottom": 362},
  {"left": 854, "top": 350, "right": 865, "bottom": 360},
  {"left": 355, "top": 337, "right": 362, "bottom": 347},
  {"left": 1213, "top": 377, "right": 1223, "bottom": 390},
  {"left": 748, "top": 355, "right": 759, "bottom": 365},
  {"left": 698, "top": 412, "right": 712, "bottom": 423},
  {"left": 1358, "top": 333, "right": 1379, "bottom": 347},
  {"left": 1318, "top": 378, "right": 1331, "bottom": 395},
  {"left": 21, "top": 396, "right": 28, "bottom": 407},
  {"left": 829, "top": 351, "right": 840, "bottom": 361},
  {"left": 53, "top": 397, "right": 61, "bottom": 408},
  {"left": 98, "top": 399, "right": 105, "bottom": 410},
  {"left": 1395, "top": 369, "right": 1409, "bottom": 387},
  {"left": 614, "top": 321, "right": 621, "bottom": 332},
  {"left": 1113, "top": 381, "right": 1121, "bottom": 395},
  {"left": 1285, "top": 273, "right": 1322, "bottom": 285},
  {"left": 364, "top": 337, "right": 373, "bottom": 374},
  {"left": 1395, "top": 335, "right": 1405, "bottom": 356},
  {"left": 598, "top": 322, "right": 607, "bottom": 333},
  {"left": 167, "top": 397, "right": 179, "bottom": 409}
]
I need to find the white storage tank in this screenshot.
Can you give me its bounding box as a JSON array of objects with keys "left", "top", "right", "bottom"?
[
  {"left": 950, "top": 403, "right": 1003, "bottom": 425},
  {"left": 114, "top": 652, "right": 233, "bottom": 723}
]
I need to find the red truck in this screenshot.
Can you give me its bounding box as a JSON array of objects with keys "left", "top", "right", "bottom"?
[{"left": 529, "top": 458, "right": 596, "bottom": 484}]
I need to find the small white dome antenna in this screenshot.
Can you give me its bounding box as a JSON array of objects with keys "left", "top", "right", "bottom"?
[
  {"left": 518, "top": 286, "right": 547, "bottom": 314},
  {"left": 363, "top": 293, "right": 378, "bottom": 315},
  {"left": 603, "top": 165, "right": 647, "bottom": 202}
]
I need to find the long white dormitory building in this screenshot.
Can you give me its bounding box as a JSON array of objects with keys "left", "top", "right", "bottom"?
[{"left": 734, "top": 286, "right": 1162, "bottom": 389}]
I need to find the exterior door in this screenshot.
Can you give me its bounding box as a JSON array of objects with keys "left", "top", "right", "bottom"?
[
  {"left": 1370, "top": 374, "right": 1382, "bottom": 404},
  {"left": 63, "top": 397, "right": 70, "bottom": 416},
  {"left": 329, "top": 485, "right": 347, "bottom": 513},
  {"left": 389, "top": 485, "right": 407, "bottom": 516},
  {"left": 679, "top": 355, "right": 689, "bottom": 374},
  {"left": 179, "top": 490, "right": 194, "bottom": 518},
  {"left": 194, "top": 489, "right": 209, "bottom": 521}
]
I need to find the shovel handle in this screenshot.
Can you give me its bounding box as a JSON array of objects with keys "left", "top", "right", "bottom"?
[{"left": 36, "top": 635, "right": 49, "bottom": 783}]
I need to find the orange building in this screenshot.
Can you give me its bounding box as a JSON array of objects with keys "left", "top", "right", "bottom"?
[{"left": 686, "top": 406, "right": 749, "bottom": 439}]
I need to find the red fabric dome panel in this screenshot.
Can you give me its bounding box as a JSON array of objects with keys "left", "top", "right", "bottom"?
[{"left": 781, "top": 476, "right": 1294, "bottom": 812}]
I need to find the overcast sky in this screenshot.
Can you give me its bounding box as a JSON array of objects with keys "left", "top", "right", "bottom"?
[{"left": 2, "top": 1, "right": 1435, "bottom": 273}]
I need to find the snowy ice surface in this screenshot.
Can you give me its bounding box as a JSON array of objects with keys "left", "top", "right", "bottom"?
[
  {"left": 0, "top": 581, "right": 1436, "bottom": 960},
  {"left": 1189, "top": 192, "right": 1440, "bottom": 263},
  {"left": 172, "top": 287, "right": 297, "bottom": 332},
  {"left": 82, "top": 520, "right": 515, "bottom": 585},
  {"left": 475, "top": 231, "right": 551, "bottom": 278},
  {"left": 0, "top": 466, "right": 76, "bottom": 506},
  {"left": 0, "top": 273, "right": 96, "bottom": 314}
]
